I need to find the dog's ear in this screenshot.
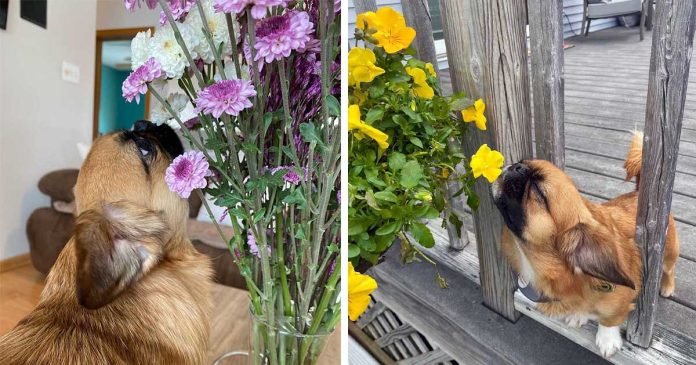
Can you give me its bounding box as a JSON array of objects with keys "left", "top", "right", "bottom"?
[
  {"left": 73, "top": 201, "right": 169, "bottom": 309},
  {"left": 558, "top": 224, "right": 635, "bottom": 289}
]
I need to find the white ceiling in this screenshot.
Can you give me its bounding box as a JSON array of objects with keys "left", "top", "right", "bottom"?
[{"left": 102, "top": 40, "right": 132, "bottom": 71}]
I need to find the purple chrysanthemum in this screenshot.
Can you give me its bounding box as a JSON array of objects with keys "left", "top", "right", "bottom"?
[
  {"left": 122, "top": 58, "right": 163, "bottom": 104},
  {"left": 269, "top": 165, "right": 307, "bottom": 185},
  {"left": 254, "top": 11, "right": 314, "bottom": 64},
  {"left": 159, "top": 0, "right": 196, "bottom": 25},
  {"left": 214, "top": 0, "right": 288, "bottom": 19},
  {"left": 194, "top": 79, "right": 257, "bottom": 118},
  {"left": 124, "top": 0, "right": 158, "bottom": 11},
  {"left": 165, "top": 151, "right": 210, "bottom": 198},
  {"left": 247, "top": 229, "right": 271, "bottom": 257}
]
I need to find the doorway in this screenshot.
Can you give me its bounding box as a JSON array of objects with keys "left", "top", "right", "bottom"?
[{"left": 93, "top": 28, "right": 152, "bottom": 140}]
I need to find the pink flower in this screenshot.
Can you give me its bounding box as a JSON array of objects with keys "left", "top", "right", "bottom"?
[
  {"left": 214, "top": 0, "right": 288, "bottom": 19},
  {"left": 254, "top": 11, "right": 314, "bottom": 63},
  {"left": 194, "top": 79, "right": 257, "bottom": 118},
  {"left": 124, "top": 0, "right": 158, "bottom": 11},
  {"left": 247, "top": 229, "right": 270, "bottom": 257},
  {"left": 165, "top": 151, "right": 210, "bottom": 198},
  {"left": 159, "top": 0, "right": 196, "bottom": 25},
  {"left": 269, "top": 165, "right": 307, "bottom": 185},
  {"left": 122, "top": 58, "right": 163, "bottom": 104}
]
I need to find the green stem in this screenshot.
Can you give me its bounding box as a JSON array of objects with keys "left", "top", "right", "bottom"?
[
  {"left": 194, "top": 1, "right": 227, "bottom": 80},
  {"left": 299, "top": 260, "right": 341, "bottom": 364},
  {"left": 276, "top": 213, "right": 292, "bottom": 316},
  {"left": 225, "top": 13, "right": 243, "bottom": 79}
]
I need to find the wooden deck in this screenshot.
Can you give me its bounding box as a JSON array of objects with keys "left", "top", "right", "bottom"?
[{"left": 425, "top": 26, "right": 696, "bottom": 362}]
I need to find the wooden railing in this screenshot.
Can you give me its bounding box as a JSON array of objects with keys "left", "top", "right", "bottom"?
[{"left": 358, "top": 0, "right": 696, "bottom": 351}]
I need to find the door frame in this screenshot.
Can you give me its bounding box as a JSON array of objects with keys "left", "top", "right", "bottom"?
[{"left": 93, "top": 27, "right": 153, "bottom": 140}]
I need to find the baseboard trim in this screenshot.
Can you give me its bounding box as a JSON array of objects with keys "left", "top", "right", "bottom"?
[{"left": 0, "top": 253, "right": 31, "bottom": 273}]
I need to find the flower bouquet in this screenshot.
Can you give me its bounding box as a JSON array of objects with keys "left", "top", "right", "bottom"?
[
  {"left": 122, "top": 1, "right": 341, "bottom": 364},
  {"left": 347, "top": 6, "right": 503, "bottom": 311}
]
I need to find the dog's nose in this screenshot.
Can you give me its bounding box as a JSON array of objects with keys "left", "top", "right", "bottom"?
[
  {"left": 133, "top": 120, "right": 154, "bottom": 132},
  {"left": 510, "top": 162, "right": 529, "bottom": 175}
]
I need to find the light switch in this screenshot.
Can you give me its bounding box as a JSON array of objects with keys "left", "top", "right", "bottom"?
[{"left": 62, "top": 61, "right": 80, "bottom": 84}]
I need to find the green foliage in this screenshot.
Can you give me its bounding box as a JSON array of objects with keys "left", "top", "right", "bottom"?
[{"left": 348, "top": 41, "right": 479, "bottom": 267}]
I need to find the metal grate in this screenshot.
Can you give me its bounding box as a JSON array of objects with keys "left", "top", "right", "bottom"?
[{"left": 357, "top": 299, "right": 458, "bottom": 365}]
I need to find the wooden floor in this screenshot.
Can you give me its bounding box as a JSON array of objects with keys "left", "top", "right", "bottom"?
[{"left": 433, "top": 25, "right": 696, "bottom": 359}]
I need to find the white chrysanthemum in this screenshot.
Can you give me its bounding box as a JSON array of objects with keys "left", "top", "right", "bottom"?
[
  {"left": 152, "top": 92, "right": 190, "bottom": 124},
  {"left": 151, "top": 23, "right": 200, "bottom": 79},
  {"left": 131, "top": 30, "right": 154, "bottom": 70},
  {"left": 186, "top": 0, "right": 240, "bottom": 64}
]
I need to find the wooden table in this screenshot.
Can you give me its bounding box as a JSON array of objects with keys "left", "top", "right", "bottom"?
[{"left": 208, "top": 284, "right": 340, "bottom": 365}]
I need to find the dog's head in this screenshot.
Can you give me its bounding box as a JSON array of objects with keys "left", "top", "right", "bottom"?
[
  {"left": 492, "top": 160, "right": 635, "bottom": 289},
  {"left": 73, "top": 121, "right": 187, "bottom": 309}
]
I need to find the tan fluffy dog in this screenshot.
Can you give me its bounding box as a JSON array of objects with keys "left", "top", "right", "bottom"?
[
  {"left": 0, "top": 121, "right": 213, "bottom": 364},
  {"left": 492, "top": 132, "right": 679, "bottom": 358}
]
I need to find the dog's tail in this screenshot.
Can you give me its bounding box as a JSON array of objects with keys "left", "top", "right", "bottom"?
[{"left": 624, "top": 131, "right": 643, "bottom": 189}]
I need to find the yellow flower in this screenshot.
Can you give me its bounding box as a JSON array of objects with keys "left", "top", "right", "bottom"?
[
  {"left": 356, "top": 11, "right": 380, "bottom": 31},
  {"left": 371, "top": 7, "right": 416, "bottom": 54},
  {"left": 348, "top": 47, "right": 385, "bottom": 87},
  {"left": 348, "top": 262, "right": 378, "bottom": 321},
  {"left": 348, "top": 105, "right": 389, "bottom": 150},
  {"left": 440, "top": 167, "right": 450, "bottom": 179},
  {"left": 470, "top": 144, "right": 504, "bottom": 183},
  {"left": 425, "top": 63, "right": 436, "bottom": 77},
  {"left": 462, "top": 99, "right": 487, "bottom": 130},
  {"left": 405, "top": 67, "right": 434, "bottom": 100}
]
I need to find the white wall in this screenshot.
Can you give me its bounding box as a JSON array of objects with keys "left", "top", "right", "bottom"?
[
  {"left": 97, "top": 0, "right": 159, "bottom": 30},
  {"left": 0, "top": 0, "right": 97, "bottom": 259}
]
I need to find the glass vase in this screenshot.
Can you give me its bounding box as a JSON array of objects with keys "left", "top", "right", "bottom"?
[{"left": 248, "top": 311, "right": 332, "bottom": 365}]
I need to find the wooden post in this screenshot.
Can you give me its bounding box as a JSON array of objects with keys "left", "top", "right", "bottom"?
[
  {"left": 440, "top": 0, "right": 533, "bottom": 322},
  {"left": 353, "top": 0, "right": 377, "bottom": 13},
  {"left": 528, "top": 0, "right": 565, "bottom": 168},
  {"left": 626, "top": 0, "right": 696, "bottom": 348},
  {"left": 401, "top": 0, "right": 439, "bottom": 74}
]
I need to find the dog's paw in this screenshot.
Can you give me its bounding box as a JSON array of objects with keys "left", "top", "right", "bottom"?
[
  {"left": 596, "top": 325, "right": 622, "bottom": 358},
  {"left": 660, "top": 284, "right": 675, "bottom": 297},
  {"left": 564, "top": 313, "right": 590, "bottom": 328}
]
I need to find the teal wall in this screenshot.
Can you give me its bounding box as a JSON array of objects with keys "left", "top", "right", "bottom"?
[{"left": 98, "top": 65, "right": 145, "bottom": 135}]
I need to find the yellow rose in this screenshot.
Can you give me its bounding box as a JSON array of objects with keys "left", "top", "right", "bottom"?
[
  {"left": 470, "top": 144, "right": 504, "bottom": 183},
  {"left": 405, "top": 67, "right": 435, "bottom": 100},
  {"left": 462, "top": 99, "right": 487, "bottom": 131},
  {"left": 371, "top": 7, "right": 416, "bottom": 54},
  {"left": 348, "top": 47, "right": 385, "bottom": 87},
  {"left": 348, "top": 105, "right": 389, "bottom": 150},
  {"left": 348, "top": 262, "right": 378, "bottom": 321}
]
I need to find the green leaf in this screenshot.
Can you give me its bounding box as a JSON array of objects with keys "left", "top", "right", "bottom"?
[
  {"left": 299, "top": 123, "right": 327, "bottom": 152},
  {"left": 375, "top": 220, "right": 400, "bottom": 236},
  {"left": 365, "top": 190, "right": 381, "bottom": 210},
  {"left": 399, "top": 160, "right": 424, "bottom": 189},
  {"left": 326, "top": 94, "right": 340, "bottom": 117},
  {"left": 388, "top": 152, "right": 407, "bottom": 171},
  {"left": 358, "top": 239, "right": 376, "bottom": 252},
  {"left": 263, "top": 112, "right": 274, "bottom": 134},
  {"left": 374, "top": 190, "right": 398, "bottom": 203},
  {"left": 348, "top": 244, "right": 361, "bottom": 258},
  {"left": 282, "top": 188, "right": 307, "bottom": 209},
  {"left": 410, "top": 222, "right": 435, "bottom": 248},
  {"left": 409, "top": 136, "right": 423, "bottom": 148},
  {"left": 365, "top": 108, "right": 384, "bottom": 123},
  {"left": 252, "top": 208, "right": 266, "bottom": 224}
]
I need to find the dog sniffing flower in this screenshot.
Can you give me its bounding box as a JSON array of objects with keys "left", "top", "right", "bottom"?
[
  {"left": 348, "top": 262, "right": 378, "bottom": 321},
  {"left": 254, "top": 11, "right": 314, "bottom": 63},
  {"left": 462, "top": 99, "right": 487, "bottom": 131},
  {"left": 122, "top": 58, "right": 163, "bottom": 104},
  {"left": 165, "top": 151, "right": 210, "bottom": 198},
  {"left": 194, "top": 79, "right": 257, "bottom": 118},
  {"left": 348, "top": 105, "right": 389, "bottom": 150},
  {"left": 470, "top": 144, "right": 504, "bottom": 183},
  {"left": 348, "top": 48, "right": 384, "bottom": 87},
  {"left": 405, "top": 67, "right": 434, "bottom": 100}
]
